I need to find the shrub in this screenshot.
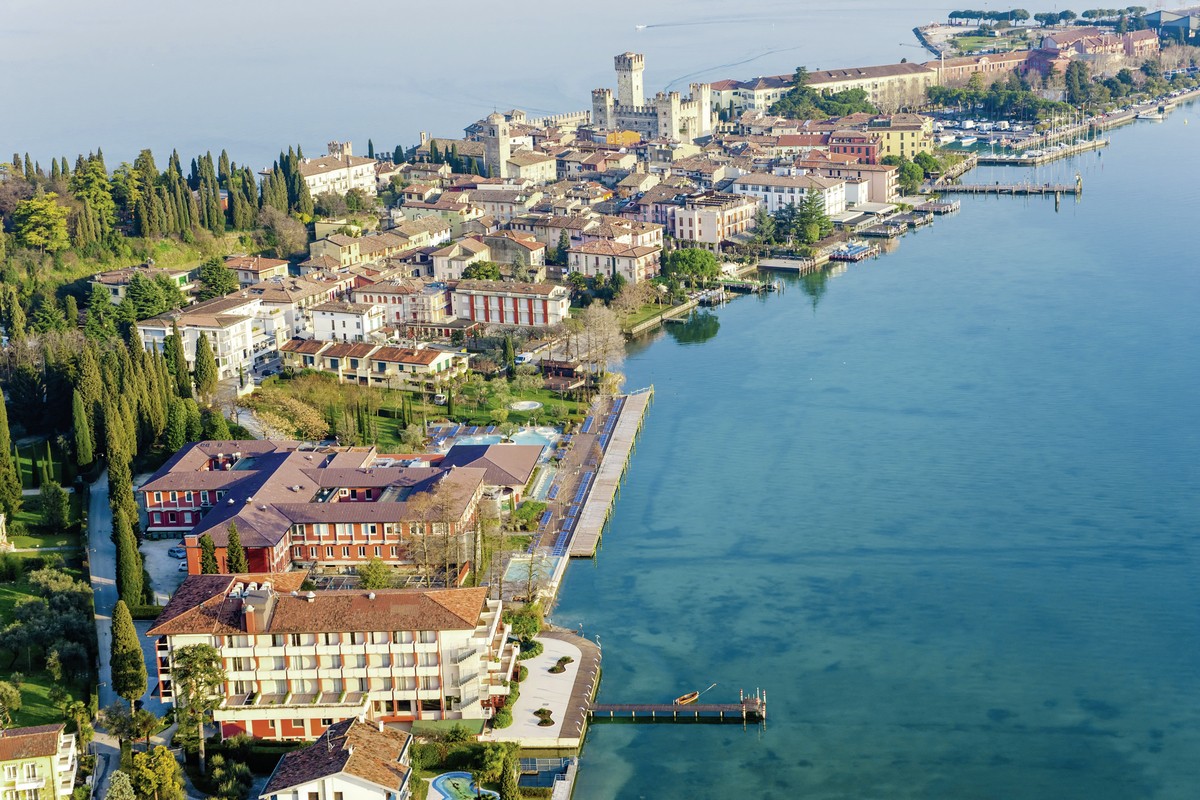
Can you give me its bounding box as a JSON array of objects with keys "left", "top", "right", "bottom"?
[
  {"left": 516, "top": 666, "right": 528, "bottom": 683},
  {"left": 444, "top": 724, "right": 472, "bottom": 744},
  {"left": 492, "top": 708, "right": 513, "bottom": 729},
  {"left": 516, "top": 640, "right": 543, "bottom": 661}
]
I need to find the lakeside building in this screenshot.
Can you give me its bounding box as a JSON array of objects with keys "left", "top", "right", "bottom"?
[
  {"left": 714, "top": 63, "right": 937, "bottom": 116},
  {"left": 148, "top": 575, "right": 518, "bottom": 736},
  {"left": 259, "top": 716, "right": 413, "bottom": 800},
  {"left": 0, "top": 724, "right": 78, "bottom": 800},
  {"left": 138, "top": 438, "right": 515, "bottom": 574},
  {"left": 351, "top": 278, "right": 454, "bottom": 331},
  {"left": 449, "top": 280, "right": 571, "bottom": 327},
  {"left": 137, "top": 295, "right": 260, "bottom": 380},
  {"left": 567, "top": 240, "right": 661, "bottom": 284},
  {"left": 590, "top": 53, "right": 714, "bottom": 142},
  {"left": 90, "top": 265, "right": 196, "bottom": 305},
  {"left": 729, "top": 172, "right": 848, "bottom": 215},
  {"left": 669, "top": 191, "right": 760, "bottom": 252}
]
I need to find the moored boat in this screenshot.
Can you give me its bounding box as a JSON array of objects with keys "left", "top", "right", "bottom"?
[{"left": 674, "top": 691, "right": 700, "bottom": 705}]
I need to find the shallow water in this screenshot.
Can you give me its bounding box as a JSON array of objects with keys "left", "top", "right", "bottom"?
[{"left": 553, "top": 110, "right": 1200, "bottom": 799}]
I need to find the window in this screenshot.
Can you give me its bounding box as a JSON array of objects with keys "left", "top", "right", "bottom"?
[
  {"left": 323, "top": 632, "right": 339, "bottom": 646},
  {"left": 342, "top": 546, "right": 350, "bottom": 558},
  {"left": 201, "top": 491, "right": 209, "bottom": 504},
  {"left": 326, "top": 546, "right": 333, "bottom": 558},
  {"left": 321, "top": 718, "right": 333, "bottom": 726},
  {"left": 309, "top": 793, "right": 320, "bottom": 800},
  {"left": 291, "top": 633, "right": 302, "bottom": 646},
  {"left": 170, "top": 491, "right": 177, "bottom": 502},
  {"left": 272, "top": 635, "right": 285, "bottom": 647},
  {"left": 358, "top": 546, "right": 366, "bottom": 558},
  {"left": 168, "top": 512, "right": 177, "bottom": 524},
  {"left": 293, "top": 718, "right": 304, "bottom": 728},
  {"left": 267, "top": 720, "right": 276, "bottom": 730},
  {"left": 153, "top": 492, "right": 162, "bottom": 503},
  {"left": 374, "top": 546, "right": 381, "bottom": 557},
  {"left": 184, "top": 491, "right": 193, "bottom": 503}
]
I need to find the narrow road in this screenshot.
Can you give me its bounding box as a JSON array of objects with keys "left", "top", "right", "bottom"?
[{"left": 87, "top": 469, "right": 121, "bottom": 799}]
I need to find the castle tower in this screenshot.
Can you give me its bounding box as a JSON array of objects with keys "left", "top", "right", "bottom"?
[
  {"left": 690, "top": 82, "right": 714, "bottom": 137},
  {"left": 591, "top": 88, "right": 616, "bottom": 130},
  {"left": 328, "top": 140, "right": 352, "bottom": 158},
  {"left": 481, "top": 112, "right": 511, "bottom": 179},
  {"left": 615, "top": 52, "right": 645, "bottom": 108},
  {"left": 655, "top": 91, "right": 682, "bottom": 140}
]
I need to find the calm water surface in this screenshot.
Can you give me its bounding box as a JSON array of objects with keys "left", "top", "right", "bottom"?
[{"left": 553, "top": 112, "right": 1200, "bottom": 798}]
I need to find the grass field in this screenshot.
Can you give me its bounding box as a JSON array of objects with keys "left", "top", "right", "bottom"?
[{"left": 14, "top": 442, "right": 68, "bottom": 489}]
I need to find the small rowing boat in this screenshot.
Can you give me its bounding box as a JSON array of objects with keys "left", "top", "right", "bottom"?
[{"left": 674, "top": 682, "right": 717, "bottom": 705}]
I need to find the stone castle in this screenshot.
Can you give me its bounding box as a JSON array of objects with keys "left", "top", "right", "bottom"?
[{"left": 591, "top": 52, "right": 713, "bottom": 142}]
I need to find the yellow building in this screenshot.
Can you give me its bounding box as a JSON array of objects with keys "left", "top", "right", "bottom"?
[
  {"left": 606, "top": 130, "right": 642, "bottom": 147},
  {"left": 865, "top": 114, "right": 935, "bottom": 160}
]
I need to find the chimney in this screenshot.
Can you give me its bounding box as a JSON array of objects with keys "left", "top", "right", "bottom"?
[
  {"left": 243, "top": 604, "right": 257, "bottom": 633},
  {"left": 306, "top": 591, "right": 316, "bottom": 603}
]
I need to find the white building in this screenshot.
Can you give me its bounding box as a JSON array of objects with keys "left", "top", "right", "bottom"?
[
  {"left": 451, "top": 281, "right": 571, "bottom": 328},
  {"left": 670, "top": 191, "right": 760, "bottom": 252},
  {"left": 0, "top": 724, "right": 78, "bottom": 800},
  {"left": 137, "top": 295, "right": 261, "bottom": 380},
  {"left": 351, "top": 279, "right": 453, "bottom": 330},
  {"left": 431, "top": 239, "right": 491, "bottom": 282},
  {"left": 729, "top": 173, "right": 847, "bottom": 215},
  {"left": 225, "top": 256, "right": 290, "bottom": 288},
  {"left": 311, "top": 301, "right": 386, "bottom": 343},
  {"left": 297, "top": 141, "right": 378, "bottom": 197},
  {"left": 260, "top": 716, "right": 412, "bottom": 800},
  {"left": 567, "top": 241, "right": 661, "bottom": 284},
  {"left": 148, "top": 576, "right": 518, "bottom": 738}
]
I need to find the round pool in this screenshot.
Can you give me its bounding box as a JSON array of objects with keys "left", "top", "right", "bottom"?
[
  {"left": 510, "top": 400, "right": 543, "bottom": 411},
  {"left": 429, "top": 771, "right": 499, "bottom": 800}
]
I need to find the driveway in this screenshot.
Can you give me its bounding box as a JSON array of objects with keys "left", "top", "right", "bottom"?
[{"left": 142, "top": 538, "right": 189, "bottom": 605}]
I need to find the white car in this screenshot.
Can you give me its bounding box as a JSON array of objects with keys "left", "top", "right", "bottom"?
[{"left": 178, "top": 561, "right": 189, "bottom": 572}]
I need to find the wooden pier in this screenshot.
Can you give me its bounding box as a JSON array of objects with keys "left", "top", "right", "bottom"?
[
  {"left": 589, "top": 693, "right": 766, "bottom": 724},
  {"left": 937, "top": 183, "right": 1080, "bottom": 196},
  {"left": 568, "top": 389, "right": 653, "bottom": 557}
]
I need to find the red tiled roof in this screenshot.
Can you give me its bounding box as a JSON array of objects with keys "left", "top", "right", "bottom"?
[{"left": 0, "top": 724, "right": 64, "bottom": 761}]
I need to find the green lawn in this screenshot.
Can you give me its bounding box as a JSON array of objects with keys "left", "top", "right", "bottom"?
[
  {"left": 2, "top": 667, "right": 86, "bottom": 728},
  {"left": 9, "top": 493, "right": 84, "bottom": 550},
  {"left": 621, "top": 302, "right": 670, "bottom": 331},
  {"left": 14, "top": 442, "right": 69, "bottom": 489}
]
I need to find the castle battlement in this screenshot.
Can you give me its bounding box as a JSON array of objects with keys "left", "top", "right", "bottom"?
[{"left": 592, "top": 53, "right": 713, "bottom": 142}]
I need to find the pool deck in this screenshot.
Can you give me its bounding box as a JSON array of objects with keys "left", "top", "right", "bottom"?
[{"left": 481, "top": 628, "right": 601, "bottom": 750}]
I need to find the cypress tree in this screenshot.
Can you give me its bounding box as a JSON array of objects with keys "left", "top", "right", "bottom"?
[
  {"left": 111, "top": 600, "right": 148, "bottom": 705},
  {"left": 226, "top": 523, "right": 249, "bottom": 573},
  {"left": 0, "top": 394, "right": 23, "bottom": 517},
  {"left": 183, "top": 398, "right": 203, "bottom": 442},
  {"left": 60, "top": 156, "right": 70, "bottom": 180},
  {"left": 499, "top": 755, "right": 520, "bottom": 800},
  {"left": 368, "top": 139, "right": 375, "bottom": 159},
  {"left": 164, "top": 326, "right": 192, "bottom": 398},
  {"left": 199, "top": 533, "right": 219, "bottom": 574},
  {"left": 193, "top": 332, "right": 218, "bottom": 400},
  {"left": 165, "top": 399, "right": 187, "bottom": 452},
  {"left": 204, "top": 410, "right": 231, "bottom": 441},
  {"left": 73, "top": 390, "right": 95, "bottom": 467},
  {"left": 115, "top": 510, "right": 144, "bottom": 606}
]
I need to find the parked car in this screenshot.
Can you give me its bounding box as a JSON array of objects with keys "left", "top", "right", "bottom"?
[
  {"left": 178, "top": 561, "right": 189, "bottom": 572},
  {"left": 168, "top": 546, "right": 187, "bottom": 558}
]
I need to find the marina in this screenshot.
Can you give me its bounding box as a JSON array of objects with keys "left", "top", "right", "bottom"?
[{"left": 936, "top": 182, "right": 1081, "bottom": 197}]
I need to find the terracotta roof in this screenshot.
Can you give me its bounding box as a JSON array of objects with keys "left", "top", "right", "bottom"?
[
  {"left": 439, "top": 443, "right": 544, "bottom": 487},
  {"left": 262, "top": 717, "right": 411, "bottom": 795},
  {"left": 369, "top": 346, "right": 446, "bottom": 366},
  {"left": 322, "top": 342, "right": 378, "bottom": 359},
  {"left": 806, "top": 63, "right": 936, "bottom": 83},
  {"left": 225, "top": 255, "right": 289, "bottom": 272},
  {"left": 279, "top": 338, "right": 330, "bottom": 355},
  {"left": 311, "top": 301, "right": 378, "bottom": 314},
  {"left": 454, "top": 280, "right": 565, "bottom": 298},
  {"left": 0, "top": 724, "right": 64, "bottom": 761},
  {"left": 298, "top": 154, "right": 375, "bottom": 177},
  {"left": 570, "top": 240, "right": 659, "bottom": 258},
  {"left": 147, "top": 573, "right": 306, "bottom": 636},
  {"left": 299, "top": 254, "right": 341, "bottom": 270}
]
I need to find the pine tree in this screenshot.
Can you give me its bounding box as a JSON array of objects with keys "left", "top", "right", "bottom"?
[
  {"left": 368, "top": 139, "right": 375, "bottom": 159},
  {"left": 226, "top": 523, "right": 249, "bottom": 573},
  {"left": 0, "top": 394, "right": 23, "bottom": 517},
  {"left": 193, "top": 332, "right": 218, "bottom": 400},
  {"left": 111, "top": 600, "right": 148, "bottom": 704},
  {"left": 73, "top": 390, "right": 94, "bottom": 467},
  {"left": 115, "top": 509, "right": 144, "bottom": 606},
  {"left": 199, "top": 533, "right": 219, "bottom": 574}
]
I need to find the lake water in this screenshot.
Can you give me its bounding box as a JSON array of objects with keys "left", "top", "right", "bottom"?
[
  {"left": 4, "top": 0, "right": 958, "bottom": 168},
  {"left": 553, "top": 111, "right": 1200, "bottom": 799}
]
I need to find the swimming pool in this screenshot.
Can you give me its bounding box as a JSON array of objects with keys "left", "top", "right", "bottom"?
[
  {"left": 455, "top": 427, "right": 560, "bottom": 448},
  {"left": 429, "top": 771, "right": 499, "bottom": 800}
]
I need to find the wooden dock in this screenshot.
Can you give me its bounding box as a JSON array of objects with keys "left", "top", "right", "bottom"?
[
  {"left": 568, "top": 389, "right": 653, "bottom": 557},
  {"left": 937, "top": 183, "right": 1080, "bottom": 196},
  {"left": 590, "top": 693, "right": 766, "bottom": 723},
  {"left": 758, "top": 253, "right": 830, "bottom": 274}
]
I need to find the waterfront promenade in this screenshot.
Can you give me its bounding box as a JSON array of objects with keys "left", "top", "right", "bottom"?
[{"left": 568, "top": 389, "right": 653, "bottom": 558}]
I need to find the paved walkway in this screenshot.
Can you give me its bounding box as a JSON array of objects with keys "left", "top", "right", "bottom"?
[
  {"left": 482, "top": 629, "right": 600, "bottom": 748},
  {"left": 87, "top": 470, "right": 119, "bottom": 799}
]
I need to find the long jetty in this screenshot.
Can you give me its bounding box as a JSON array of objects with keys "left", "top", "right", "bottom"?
[
  {"left": 568, "top": 388, "right": 653, "bottom": 557},
  {"left": 589, "top": 693, "right": 766, "bottom": 723},
  {"left": 936, "top": 183, "right": 1080, "bottom": 196}
]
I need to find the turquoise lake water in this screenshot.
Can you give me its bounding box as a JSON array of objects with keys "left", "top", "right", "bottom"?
[{"left": 553, "top": 110, "right": 1200, "bottom": 799}]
